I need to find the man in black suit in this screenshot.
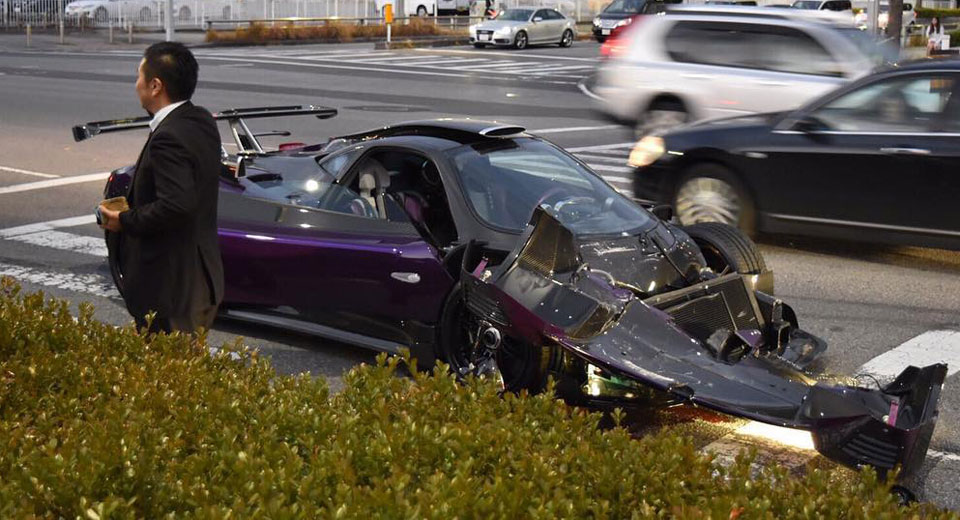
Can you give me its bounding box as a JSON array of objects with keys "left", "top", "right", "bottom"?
[{"left": 98, "top": 42, "right": 224, "bottom": 334}]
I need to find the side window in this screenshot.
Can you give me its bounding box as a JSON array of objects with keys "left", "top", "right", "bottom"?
[
  {"left": 533, "top": 9, "right": 548, "bottom": 19},
  {"left": 748, "top": 27, "right": 840, "bottom": 77},
  {"left": 811, "top": 75, "right": 956, "bottom": 132},
  {"left": 665, "top": 22, "right": 752, "bottom": 67},
  {"left": 548, "top": 9, "right": 564, "bottom": 19},
  {"left": 317, "top": 147, "right": 361, "bottom": 179}
]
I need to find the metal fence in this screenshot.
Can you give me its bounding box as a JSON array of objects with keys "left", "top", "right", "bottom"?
[{"left": 0, "top": 0, "right": 608, "bottom": 29}]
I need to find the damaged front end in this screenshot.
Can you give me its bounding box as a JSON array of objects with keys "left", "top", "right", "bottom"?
[{"left": 461, "top": 207, "right": 946, "bottom": 479}]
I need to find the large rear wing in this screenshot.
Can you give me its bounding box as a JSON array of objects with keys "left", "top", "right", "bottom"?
[{"left": 72, "top": 104, "right": 338, "bottom": 154}]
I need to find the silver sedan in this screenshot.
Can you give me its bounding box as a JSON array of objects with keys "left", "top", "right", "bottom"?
[{"left": 469, "top": 8, "right": 577, "bottom": 49}]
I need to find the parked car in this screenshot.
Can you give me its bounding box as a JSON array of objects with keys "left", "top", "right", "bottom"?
[
  {"left": 469, "top": 7, "right": 576, "bottom": 49},
  {"left": 592, "top": 0, "right": 682, "bottom": 42},
  {"left": 854, "top": 2, "right": 916, "bottom": 31},
  {"left": 593, "top": 6, "right": 881, "bottom": 137},
  {"left": 627, "top": 59, "right": 960, "bottom": 249},
  {"left": 375, "top": 0, "right": 436, "bottom": 17},
  {"left": 73, "top": 108, "right": 946, "bottom": 485},
  {"left": 64, "top": 0, "right": 163, "bottom": 23},
  {"left": 791, "top": 0, "right": 852, "bottom": 11}
]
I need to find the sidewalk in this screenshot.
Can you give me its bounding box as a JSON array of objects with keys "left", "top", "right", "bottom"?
[{"left": 0, "top": 26, "right": 208, "bottom": 52}]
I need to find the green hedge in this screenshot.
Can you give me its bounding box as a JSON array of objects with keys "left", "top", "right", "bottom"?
[
  {"left": 915, "top": 7, "right": 960, "bottom": 19},
  {"left": 0, "top": 277, "right": 957, "bottom": 518}
]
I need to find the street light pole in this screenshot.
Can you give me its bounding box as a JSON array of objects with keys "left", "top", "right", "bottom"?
[{"left": 165, "top": 0, "right": 174, "bottom": 40}]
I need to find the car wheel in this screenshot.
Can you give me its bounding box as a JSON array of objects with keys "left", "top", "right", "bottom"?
[
  {"left": 596, "top": 36, "right": 606, "bottom": 43},
  {"left": 559, "top": 29, "right": 574, "bottom": 47},
  {"left": 416, "top": 4, "right": 427, "bottom": 16},
  {"left": 514, "top": 30, "right": 528, "bottom": 49},
  {"left": 105, "top": 230, "right": 125, "bottom": 297},
  {"left": 473, "top": 43, "right": 486, "bottom": 48},
  {"left": 635, "top": 100, "right": 688, "bottom": 138},
  {"left": 682, "top": 222, "right": 766, "bottom": 277},
  {"left": 94, "top": 6, "right": 107, "bottom": 22},
  {"left": 673, "top": 164, "right": 755, "bottom": 234},
  {"left": 139, "top": 6, "right": 151, "bottom": 21},
  {"left": 222, "top": 5, "right": 231, "bottom": 18},
  {"left": 178, "top": 6, "right": 190, "bottom": 21},
  {"left": 438, "top": 283, "right": 545, "bottom": 392}
]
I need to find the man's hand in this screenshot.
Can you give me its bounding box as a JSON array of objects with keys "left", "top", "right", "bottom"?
[{"left": 99, "top": 205, "right": 123, "bottom": 232}]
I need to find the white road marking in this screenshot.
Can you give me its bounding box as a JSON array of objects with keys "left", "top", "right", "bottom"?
[
  {"left": 578, "top": 76, "right": 605, "bottom": 101},
  {"left": 0, "top": 165, "right": 60, "bottom": 178},
  {"left": 296, "top": 52, "right": 396, "bottom": 60},
  {"left": 399, "top": 58, "right": 490, "bottom": 67},
  {"left": 567, "top": 142, "right": 635, "bottom": 152},
  {"left": 5, "top": 230, "right": 107, "bottom": 257},
  {"left": 0, "top": 215, "right": 96, "bottom": 238},
  {"left": 449, "top": 60, "right": 537, "bottom": 70},
  {"left": 350, "top": 55, "right": 440, "bottom": 62},
  {"left": 0, "top": 172, "right": 109, "bottom": 195},
  {"left": 532, "top": 124, "right": 621, "bottom": 134},
  {"left": 930, "top": 450, "right": 960, "bottom": 463},
  {"left": 858, "top": 330, "right": 960, "bottom": 380},
  {"left": 0, "top": 262, "right": 118, "bottom": 299},
  {"left": 574, "top": 152, "right": 630, "bottom": 163},
  {"left": 415, "top": 48, "right": 596, "bottom": 62}
]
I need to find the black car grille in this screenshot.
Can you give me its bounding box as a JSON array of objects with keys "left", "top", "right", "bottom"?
[
  {"left": 647, "top": 274, "right": 763, "bottom": 342},
  {"left": 462, "top": 277, "right": 509, "bottom": 327},
  {"left": 840, "top": 433, "right": 900, "bottom": 469}
]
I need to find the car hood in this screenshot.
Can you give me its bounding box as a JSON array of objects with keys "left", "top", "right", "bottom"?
[
  {"left": 597, "top": 11, "right": 637, "bottom": 19},
  {"left": 463, "top": 207, "right": 945, "bottom": 478},
  {"left": 66, "top": 1, "right": 100, "bottom": 7},
  {"left": 476, "top": 19, "right": 528, "bottom": 30}
]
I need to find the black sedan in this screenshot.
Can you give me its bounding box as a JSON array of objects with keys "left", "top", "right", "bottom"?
[{"left": 628, "top": 59, "right": 960, "bottom": 250}]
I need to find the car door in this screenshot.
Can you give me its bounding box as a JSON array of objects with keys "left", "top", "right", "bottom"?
[
  {"left": 544, "top": 9, "right": 567, "bottom": 41},
  {"left": 758, "top": 72, "right": 960, "bottom": 246},
  {"left": 218, "top": 145, "right": 454, "bottom": 346},
  {"left": 530, "top": 9, "right": 552, "bottom": 43}
]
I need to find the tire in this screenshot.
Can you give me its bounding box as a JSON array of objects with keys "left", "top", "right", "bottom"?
[
  {"left": 222, "top": 5, "right": 231, "bottom": 18},
  {"left": 416, "top": 4, "right": 427, "bottom": 16},
  {"left": 596, "top": 36, "right": 606, "bottom": 43},
  {"left": 635, "top": 99, "right": 688, "bottom": 138},
  {"left": 138, "top": 6, "right": 151, "bottom": 22},
  {"left": 94, "top": 6, "right": 107, "bottom": 22},
  {"left": 673, "top": 163, "right": 755, "bottom": 234},
  {"left": 559, "top": 29, "right": 574, "bottom": 47},
  {"left": 473, "top": 43, "right": 486, "bottom": 48},
  {"left": 178, "top": 6, "right": 190, "bottom": 21},
  {"left": 513, "top": 30, "right": 528, "bottom": 49},
  {"left": 438, "top": 283, "right": 545, "bottom": 392},
  {"left": 683, "top": 222, "right": 766, "bottom": 276}
]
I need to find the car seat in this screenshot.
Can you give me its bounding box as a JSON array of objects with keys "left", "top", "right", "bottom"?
[{"left": 356, "top": 157, "right": 393, "bottom": 219}]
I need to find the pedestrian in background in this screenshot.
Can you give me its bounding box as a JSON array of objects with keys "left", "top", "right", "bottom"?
[
  {"left": 98, "top": 41, "right": 224, "bottom": 334},
  {"left": 927, "top": 16, "right": 945, "bottom": 55}
]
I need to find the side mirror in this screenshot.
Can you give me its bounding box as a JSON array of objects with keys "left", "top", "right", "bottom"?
[
  {"left": 650, "top": 204, "right": 674, "bottom": 222},
  {"left": 533, "top": 16, "right": 543, "bottom": 21},
  {"left": 791, "top": 115, "right": 827, "bottom": 134}
]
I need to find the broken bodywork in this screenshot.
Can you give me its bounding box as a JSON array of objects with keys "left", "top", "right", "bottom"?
[{"left": 463, "top": 207, "right": 946, "bottom": 478}]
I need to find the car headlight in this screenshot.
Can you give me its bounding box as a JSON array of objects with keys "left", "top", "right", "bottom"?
[
  {"left": 628, "top": 136, "right": 665, "bottom": 168},
  {"left": 593, "top": 16, "right": 601, "bottom": 26},
  {"left": 615, "top": 17, "right": 632, "bottom": 28},
  {"left": 495, "top": 26, "right": 515, "bottom": 34}
]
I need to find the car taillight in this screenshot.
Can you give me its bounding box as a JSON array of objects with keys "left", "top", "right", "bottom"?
[
  {"left": 600, "top": 14, "right": 645, "bottom": 59},
  {"left": 279, "top": 142, "right": 306, "bottom": 151}
]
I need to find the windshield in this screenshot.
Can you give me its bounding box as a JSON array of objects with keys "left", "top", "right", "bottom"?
[
  {"left": 837, "top": 27, "right": 896, "bottom": 65},
  {"left": 792, "top": 0, "right": 821, "bottom": 7},
  {"left": 446, "top": 138, "right": 653, "bottom": 236},
  {"left": 603, "top": 0, "right": 646, "bottom": 14},
  {"left": 496, "top": 9, "right": 533, "bottom": 20}
]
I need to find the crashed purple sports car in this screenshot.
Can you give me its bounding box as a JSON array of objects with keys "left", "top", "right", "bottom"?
[{"left": 75, "top": 105, "right": 946, "bottom": 482}]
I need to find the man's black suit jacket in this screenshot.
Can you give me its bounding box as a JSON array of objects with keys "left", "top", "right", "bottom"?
[{"left": 119, "top": 101, "right": 225, "bottom": 331}]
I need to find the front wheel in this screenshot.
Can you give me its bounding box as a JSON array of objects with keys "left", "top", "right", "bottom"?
[
  {"left": 178, "top": 6, "right": 191, "bottom": 21},
  {"left": 94, "top": 6, "right": 107, "bottom": 22},
  {"left": 416, "top": 4, "right": 427, "bottom": 16},
  {"left": 673, "top": 163, "right": 755, "bottom": 234},
  {"left": 138, "top": 6, "right": 151, "bottom": 22},
  {"left": 559, "top": 29, "right": 574, "bottom": 47},
  {"left": 438, "top": 283, "right": 545, "bottom": 392},
  {"left": 683, "top": 222, "right": 766, "bottom": 276},
  {"left": 514, "top": 30, "right": 528, "bottom": 50}
]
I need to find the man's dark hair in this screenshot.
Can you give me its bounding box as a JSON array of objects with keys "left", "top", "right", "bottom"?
[{"left": 142, "top": 42, "right": 198, "bottom": 102}]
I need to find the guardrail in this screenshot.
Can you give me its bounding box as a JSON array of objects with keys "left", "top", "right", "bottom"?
[{"left": 203, "top": 14, "right": 486, "bottom": 29}]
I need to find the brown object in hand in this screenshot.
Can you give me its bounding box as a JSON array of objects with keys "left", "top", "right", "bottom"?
[{"left": 100, "top": 196, "right": 130, "bottom": 212}]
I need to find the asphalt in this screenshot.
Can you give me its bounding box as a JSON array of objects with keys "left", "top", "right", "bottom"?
[{"left": 0, "top": 34, "right": 958, "bottom": 510}]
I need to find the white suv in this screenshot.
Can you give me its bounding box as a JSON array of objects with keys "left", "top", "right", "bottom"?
[{"left": 592, "top": 6, "right": 878, "bottom": 135}]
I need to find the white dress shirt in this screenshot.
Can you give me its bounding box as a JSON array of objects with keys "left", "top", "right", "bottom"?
[{"left": 149, "top": 100, "right": 188, "bottom": 132}]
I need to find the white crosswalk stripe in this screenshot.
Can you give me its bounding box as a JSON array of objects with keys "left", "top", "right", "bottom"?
[{"left": 192, "top": 47, "right": 597, "bottom": 80}]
